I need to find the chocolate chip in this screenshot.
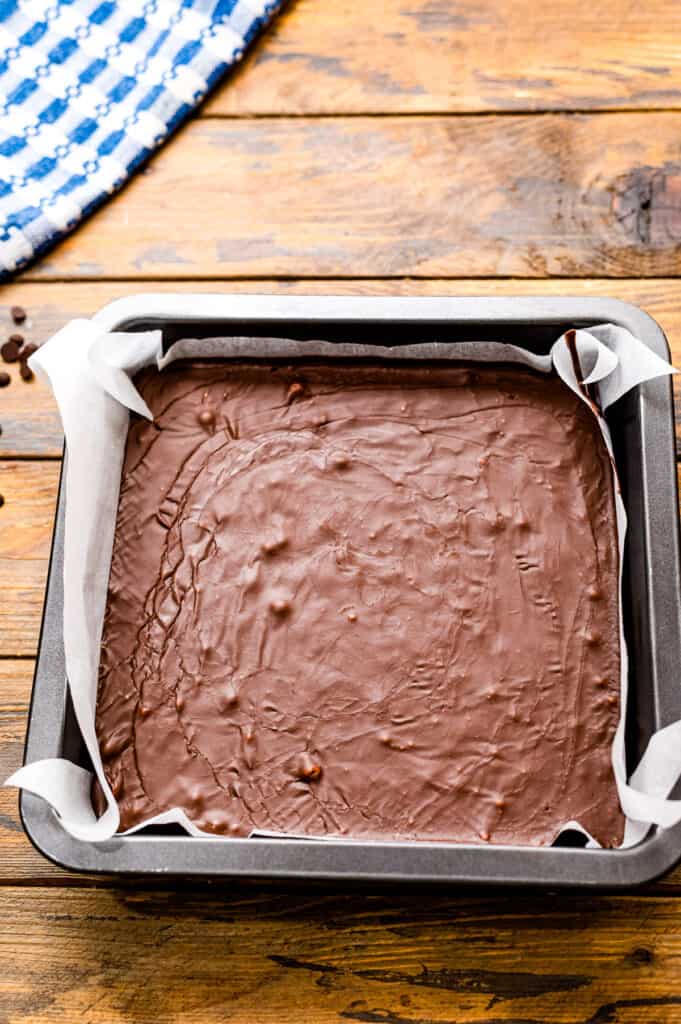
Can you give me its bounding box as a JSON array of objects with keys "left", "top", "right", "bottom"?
[
  {"left": 0, "top": 494, "right": 4, "bottom": 508},
  {"left": 286, "top": 381, "right": 305, "bottom": 403},
  {"left": 243, "top": 728, "right": 257, "bottom": 769},
  {"left": 187, "top": 787, "right": 203, "bottom": 811},
  {"left": 1, "top": 340, "right": 20, "bottom": 363},
  {"left": 294, "top": 752, "right": 322, "bottom": 782},
  {"left": 8, "top": 333, "right": 23, "bottom": 346},
  {"left": 329, "top": 451, "right": 350, "bottom": 470},
  {"left": 10, "top": 305, "right": 26, "bottom": 324},
  {"left": 19, "top": 363, "right": 33, "bottom": 382},
  {"left": 0, "top": 371, "right": 10, "bottom": 387},
  {"left": 261, "top": 536, "right": 288, "bottom": 556},
  {"left": 20, "top": 342, "right": 36, "bottom": 360},
  {"left": 269, "top": 595, "right": 291, "bottom": 616},
  {"left": 218, "top": 683, "right": 239, "bottom": 710}
]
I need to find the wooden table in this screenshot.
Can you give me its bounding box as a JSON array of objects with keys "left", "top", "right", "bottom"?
[{"left": 3, "top": 1, "right": 681, "bottom": 1019}]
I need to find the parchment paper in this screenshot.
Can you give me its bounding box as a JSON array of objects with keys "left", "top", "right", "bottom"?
[{"left": 6, "top": 318, "right": 681, "bottom": 849}]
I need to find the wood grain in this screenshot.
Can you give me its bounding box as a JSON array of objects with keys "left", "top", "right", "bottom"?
[
  {"left": 21, "top": 114, "right": 681, "bottom": 281},
  {"left": 0, "top": 300, "right": 62, "bottom": 457},
  {"left": 0, "top": 661, "right": 57, "bottom": 882},
  {"left": 0, "top": 661, "right": 103, "bottom": 885},
  {"left": 1, "top": 887, "right": 681, "bottom": 1022},
  {"left": 0, "top": 362, "right": 58, "bottom": 459},
  {"left": 0, "top": 462, "right": 60, "bottom": 656},
  {"left": 207, "top": 0, "right": 681, "bottom": 115}
]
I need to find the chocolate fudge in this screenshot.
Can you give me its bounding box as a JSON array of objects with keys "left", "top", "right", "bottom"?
[{"left": 95, "top": 360, "right": 624, "bottom": 846}]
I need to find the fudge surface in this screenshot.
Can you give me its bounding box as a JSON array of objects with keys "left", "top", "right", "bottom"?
[{"left": 96, "top": 359, "right": 624, "bottom": 846}]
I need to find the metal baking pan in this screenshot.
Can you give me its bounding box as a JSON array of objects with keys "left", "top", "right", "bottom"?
[{"left": 19, "top": 294, "right": 681, "bottom": 886}]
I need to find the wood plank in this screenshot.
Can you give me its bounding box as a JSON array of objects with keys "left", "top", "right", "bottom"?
[
  {"left": 0, "top": 660, "right": 105, "bottom": 885},
  {"left": 0, "top": 359, "right": 58, "bottom": 459},
  {"left": 1, "top": 660, "right": 104, "bottom": 885},
  {"left": 20, "top": 114, "right": 681, "bottom": 281},
  {"left": 0, "top": 661, "right": 65, "bottom": 883},
  {"left": 1, "top": 888, "right": 681, "bottom": 1021},
  {"left": 207, "top": 0, "right": 681, "bottom": 116},
  {"left": 0, "top": 463, "right": 59, "bottom": 657}
]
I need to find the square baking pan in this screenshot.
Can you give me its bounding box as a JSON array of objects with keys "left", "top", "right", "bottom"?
[{"left": 19, "top": 294, "right": 681, "bottom": 886}]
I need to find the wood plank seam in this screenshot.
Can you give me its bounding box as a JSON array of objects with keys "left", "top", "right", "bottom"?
[{"left": 198, "top": 108, "right": 681, "bottom": 117}]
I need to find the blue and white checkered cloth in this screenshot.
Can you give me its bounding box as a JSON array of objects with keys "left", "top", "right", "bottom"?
[{"left": 0, "top": 0, "right": 284, "bottom": 278}]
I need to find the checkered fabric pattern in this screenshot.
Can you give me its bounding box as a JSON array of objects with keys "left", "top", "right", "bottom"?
[{"left": 0, "top": 0, "right": 284, "bottom": 277}]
